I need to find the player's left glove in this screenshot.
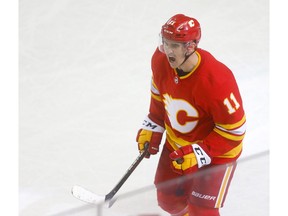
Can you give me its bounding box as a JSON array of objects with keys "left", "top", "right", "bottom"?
[{"left": 169, "top": 142, "right": 212, "bottom": 175}]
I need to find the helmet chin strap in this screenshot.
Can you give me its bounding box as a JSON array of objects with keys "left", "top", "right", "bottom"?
[{"left": 177, "top": 50, "right": 196, "bottom": 71}]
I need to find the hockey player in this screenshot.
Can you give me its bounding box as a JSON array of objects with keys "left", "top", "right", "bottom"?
[{"left": 136, "top": 14, "right": 246, "bottom": 216}]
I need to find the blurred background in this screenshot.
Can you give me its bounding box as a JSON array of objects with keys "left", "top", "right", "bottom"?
[{"left": 19, "top": 0, "right": 269, "bottom": 215}]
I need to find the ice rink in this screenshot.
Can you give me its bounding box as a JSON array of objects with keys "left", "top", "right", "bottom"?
[{"left": 19, "top": 0, "right": 269, "bottom": 215}]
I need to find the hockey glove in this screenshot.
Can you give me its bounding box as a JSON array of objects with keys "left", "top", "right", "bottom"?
[
  {"left": 169, "top": 142, "right": 212, "bottom": 175},
  {"left": 136, "top": 116, "right": 165, "bottom": 158}
]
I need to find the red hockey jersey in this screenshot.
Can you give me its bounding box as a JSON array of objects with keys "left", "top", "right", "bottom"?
[{"left": 149, "top": 48, "right": 246, "bottom": 164}]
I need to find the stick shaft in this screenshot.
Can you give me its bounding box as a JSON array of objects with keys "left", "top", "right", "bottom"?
[{"left": 105, "top": 143, "right": 149, "bottom": 201}]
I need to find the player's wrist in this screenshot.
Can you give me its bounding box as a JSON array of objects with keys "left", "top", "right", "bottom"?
[
  {"left": 141, "top": 116, "right": 165, "bottom": 133},
  {"left": 190, "top": 143, "right": 211, "bottom": 168}
]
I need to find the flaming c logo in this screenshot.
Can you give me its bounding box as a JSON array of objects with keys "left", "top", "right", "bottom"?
[{"left": 163, "top": 94, "right": 199, "bottom": 133}]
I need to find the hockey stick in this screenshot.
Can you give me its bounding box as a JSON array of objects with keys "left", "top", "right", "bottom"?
[{"left": 71, "top": 142, "right": 149, "bottom": 207}]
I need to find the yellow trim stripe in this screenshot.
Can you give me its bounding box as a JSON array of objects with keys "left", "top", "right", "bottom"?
[
  {"left": 172, "top": 205, "right": 189, "bottom": 216},
  {"left": 151, "top": 93, "right": 162, "bottom": 102},
  {"left": 213, "top": 127, "right": 245, "bottom": 141},
  {"left": 151, "top": 79, "right": 159, "bottom": 94},
  {"left": 174, "top": 51, "right": 202, "bottom": 79},
  {"left": 215, "top": 164, "right": 234, "bottom": 208},
  {"left": 216, "top": 142, "right": 242, "bottom": 159},
  {"left": 151, "top": 78, "right": 157, "bottom": 88},
  {"left": 216, "top": 115, "right": 246, "bottom": 130},
  {"left": 166, "top": 133, "right": 180, "bottom": 150},
  {"left": 165, "top": 124, "right": 192, "bottom": 147}
]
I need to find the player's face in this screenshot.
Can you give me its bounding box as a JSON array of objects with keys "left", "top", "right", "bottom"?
[{"left": 162, "top": 38, "right": 187, "bottom": 68}]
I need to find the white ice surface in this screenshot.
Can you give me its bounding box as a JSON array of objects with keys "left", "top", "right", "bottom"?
[{"left": 19, "top": 0, "right": 269, "bottom": 215}]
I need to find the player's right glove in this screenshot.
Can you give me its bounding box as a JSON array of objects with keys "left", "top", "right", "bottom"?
[{"left": 136, "top": 116, "right": 165, "bottom": 158}]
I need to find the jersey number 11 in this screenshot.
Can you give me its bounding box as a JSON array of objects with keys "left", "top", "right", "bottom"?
[{"left": 223, "top": 92, "right": 240, "bottom": 114}]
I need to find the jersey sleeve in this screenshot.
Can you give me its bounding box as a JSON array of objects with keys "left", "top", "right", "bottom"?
[
  {"left": 148, "top": 78, "right": 165, "bottom": 126},
  {"left": 203, "top": 71, "right": 246, "bottom": 164},
  {"left": 147, "top": 50, "right": 166, "bottom": 128}
]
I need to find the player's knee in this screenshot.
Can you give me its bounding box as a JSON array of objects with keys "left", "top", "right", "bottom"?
[
  {"left": 188, "top": 204, "right": 220, "bottom": 216},
  {"left": 157, "top": 190, "right": 187, "bottom": 215}
]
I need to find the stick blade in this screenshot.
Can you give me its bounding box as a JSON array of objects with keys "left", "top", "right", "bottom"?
[{"left": 71, "top": 185, "right": 105, "bottom": 205}]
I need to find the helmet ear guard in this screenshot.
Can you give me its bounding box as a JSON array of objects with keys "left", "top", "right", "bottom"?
[{"left": 184, "top": 41, "right": 197, "bottom": 50}]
